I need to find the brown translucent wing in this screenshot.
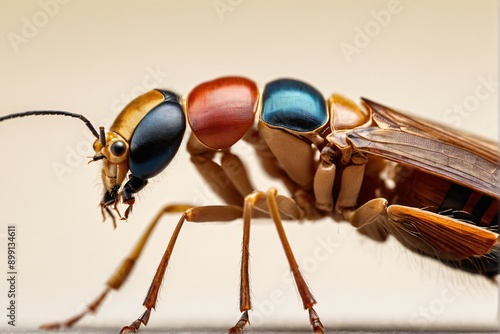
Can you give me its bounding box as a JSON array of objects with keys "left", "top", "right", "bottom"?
[{"left": 347, "top": 99, "right": 499, "bottom": 199}]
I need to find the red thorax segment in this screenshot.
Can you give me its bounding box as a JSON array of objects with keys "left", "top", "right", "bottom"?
[{"left": 186, "top": 76, "right": 259, "bottom": 150}]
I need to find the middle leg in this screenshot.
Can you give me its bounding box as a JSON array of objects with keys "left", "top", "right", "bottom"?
[{"left": 229, "top": 188, "right": 324, "bottom": 333}]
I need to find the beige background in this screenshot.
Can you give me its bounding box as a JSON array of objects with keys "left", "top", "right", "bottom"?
[{"left": 0, "top": 0, "right": 498, "bottom": 332}]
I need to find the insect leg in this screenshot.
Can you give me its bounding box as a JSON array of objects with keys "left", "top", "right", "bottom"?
[
  {"left": 349, "top": 200, "right": 499, "bottom": 273},
  {"left": 228, "top": 193, "right": 255, "bottom": 333},
  {"left": 39, "top": 204, "right": 192, "bottom": 330},
  {"left": 39, "top": 288, "right": 110, "bottom": 330},
  {"left": 229, "top": 189, "right": 321, "bottom": 333},
  {"left": 119, "top": 205, "right": 244, "bottom": 333},
  {"left": 187, "top": 133, "right": 255, "bottom": 205},
  {"left": 384, "top": 205, "right": 498, "bottom": 264},
  {"left": 265, "top": 188, "right": 324, "bottom": 333},
  {"left": 242, "top": 127, "right": 300, "bottom": 195},
  {"left": 341, "top": 198, "right": 389, "bottom": 241},
  {"left": 244, "top": 127, "right": 321, "bottom": 219}
]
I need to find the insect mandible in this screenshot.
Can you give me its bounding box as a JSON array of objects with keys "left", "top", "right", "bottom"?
[{"left": 0, "top": 76, "right": 498, "bottom": 333}]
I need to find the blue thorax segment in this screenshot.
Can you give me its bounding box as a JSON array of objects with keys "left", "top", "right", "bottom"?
[{"left": 262, "top": 79, "right": 327, "bottom": 133}]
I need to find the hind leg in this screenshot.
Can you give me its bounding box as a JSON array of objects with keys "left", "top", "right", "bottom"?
[{"left": 347, "top": 199, "right": 498, "bottom": 265}]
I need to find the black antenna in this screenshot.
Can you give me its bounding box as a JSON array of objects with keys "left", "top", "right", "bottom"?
[
  {"left": 0, "top": 110, "right": 99, "bottom": 139},
  {"left": 99, "top": 126, "right": 106, "bottom": 146}
]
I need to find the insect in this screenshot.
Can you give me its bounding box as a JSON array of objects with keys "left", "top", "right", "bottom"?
[{"left": 0, "top": 76, "right": 498, "bottom": 333}]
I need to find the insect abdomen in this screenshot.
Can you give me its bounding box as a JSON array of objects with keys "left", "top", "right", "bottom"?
[
  {"left": 393, "top": 168, "right": 498, "bottom": 229},
  {"left": 391, "top": 167, "right": 499, "bottom": 276}
]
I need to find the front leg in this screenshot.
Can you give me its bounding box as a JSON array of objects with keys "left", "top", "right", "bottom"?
[
  {"left": 119, "top": 205, "right": 244, "bottom": 333},
  {"left": 100, "top": 176, "right": 148, "bottom": 226},
  {"left": 121, "top": 175, "right": 148, "bottom": 219},
  {"left": 40, "top": 204, "right": 192, "bottom": 330},
  {"left": 101, "top": 185, "right": 121, "bottom": 228}
]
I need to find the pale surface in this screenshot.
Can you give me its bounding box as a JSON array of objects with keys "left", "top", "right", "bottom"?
[
  {"left": 6, "top": 331, "right": 500, "bottom": 334},
  {"left": 0, "top": 1, "right": 498, "bottom": 333},
  {"left": 3, "top": 331, "right": 500, "bottom": 334}
]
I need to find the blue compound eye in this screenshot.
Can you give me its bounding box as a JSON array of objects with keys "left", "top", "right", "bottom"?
[
  {"left": 111, "top": 140, "right": 126, "bottom": 156},
  {"left": 262, "top": 78, "right": 327, "bottom": 133}
]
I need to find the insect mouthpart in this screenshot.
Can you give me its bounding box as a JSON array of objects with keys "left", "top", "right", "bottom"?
[{"left": 89, "top": 152, "right": 106, "bottom": 163}]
